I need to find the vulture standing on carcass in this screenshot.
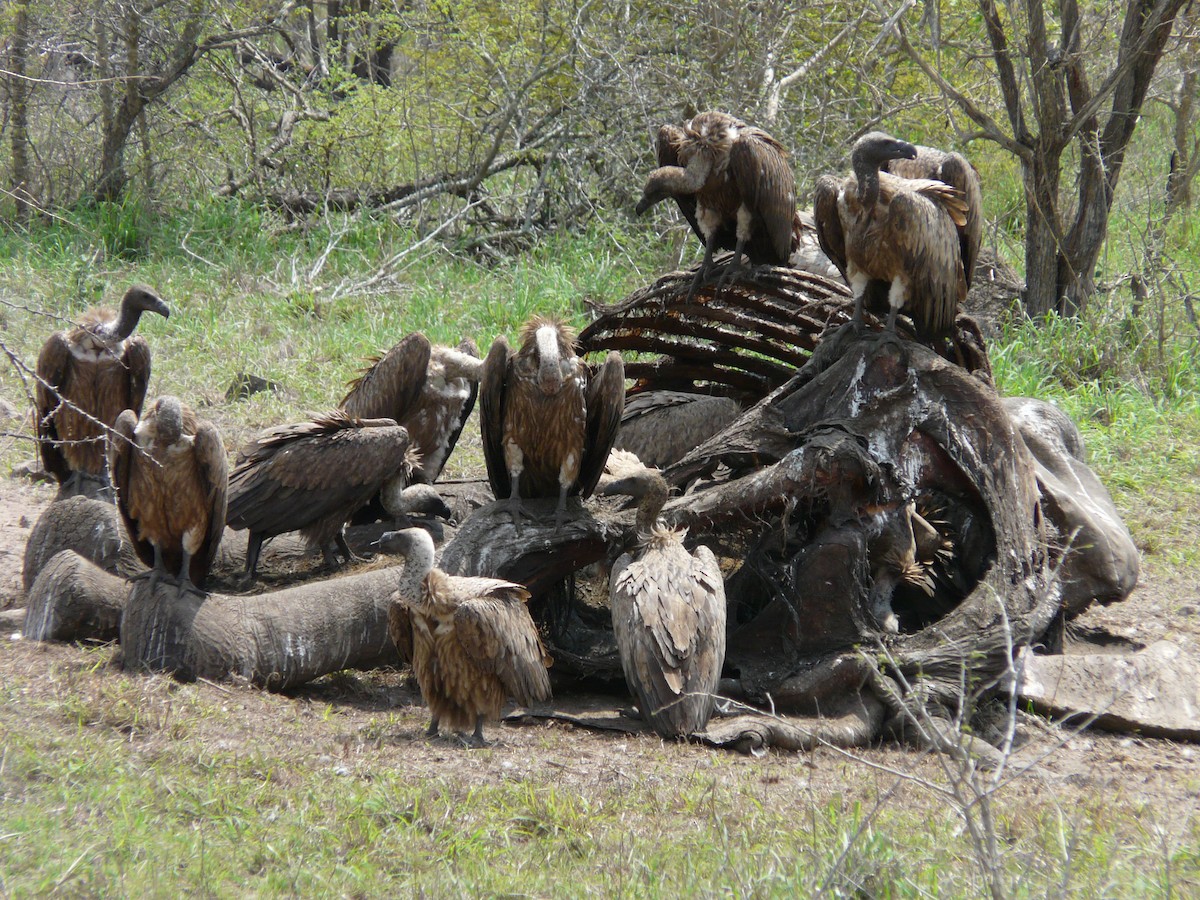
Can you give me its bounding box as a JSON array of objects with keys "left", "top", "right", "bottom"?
[
  {"left": 35, "top": 285, "right": 170, "bottom": 495},
  {"left": 599, "top": 457, "right": 727, "bottom": 738},
  {"left": 635, "top": 110, "right": 800, "bottom": 292},
  {"left": 479, "top": 316, "right": 625, "bottom": 528},
  {"left": 813, "top": 131, "right": 971, "bottom": 338},
  {"left": 226, "top": 411, "right": 412, "bottom": 583},
  {"left": 380, "top": 527, "right": 552, "bottom": 745},
  {"left": 340, "top": 332, "right": 482, "bottom": 483},
  {"left": 109, "top": 396, "right": 228, "bottom": 596}
]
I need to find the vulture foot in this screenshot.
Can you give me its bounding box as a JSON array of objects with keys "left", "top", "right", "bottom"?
[{"left": 425, "top": 717, "right": 440, "bottom": 738}]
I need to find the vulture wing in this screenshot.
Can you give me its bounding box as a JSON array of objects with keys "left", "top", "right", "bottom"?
[
  {"left": 34, "top": 332, "right": 73, "bottom": 482},
  {"left": 121, "top": 335, "right": 153, "bottom": 418},
  {"left": 192, "top": 419, "right": 229, "bottom": 583},
  {"left": 578, "top": 351, "right": 625, "bottom": 499},
  {"left": 478, "top": 336, "right": 512, "bottom": 501},
  {"left": 885, "top": 178, "right": 969, "bottom": 337},
  {"left": 728, "top": 129, "right": 796, "bottom": 264},
  {"left": 341, "top": 332, "right": 432, "bottom": 422},
  {"left": 108, "top": 408, "right": 155, "bottom": 568},
  {"left": 812, "top": 174, "right": 849, "bottom": 283},
  {"left": 885, "top": 148, "right": 982, "bottom": 288},
  {"left": 451, "top": 581, "right": 552, "bottom": 707},
  {"left": 227, "top": 414, "right": 409, "bottom": 537},
  {"left": 440, "top": 337, "right": 481, "bottom": 478},
  {"left": 387, "top": 596, "right": 415, "bottom": 664}
]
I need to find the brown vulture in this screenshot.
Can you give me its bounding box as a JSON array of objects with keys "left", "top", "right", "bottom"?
[
  {"left": 340, "top": 333, "right": 482, "bottom": 483},
  {"left": 635, "top": 110, "right": 800, "bottom": 290},
  {"left": 380, "top": 527, "right": 552, "bottom": 745},
  {"left": 35, "top": 285, "right": 170, "bottom": 495},
  {"left": 226, "top": 411, "right": 412, "bottom": 583},
  {"left": 479, "top": 316, "right": 625, "bottom": 527},
  {"left": 109, "top": 396, "right": 228, "bottom": 596},
  {"left": 599, "top": 458, "right": 726, "bottom": 738},
  {"left": 813, "top": 131, "right": 970, "bottom": 338}
]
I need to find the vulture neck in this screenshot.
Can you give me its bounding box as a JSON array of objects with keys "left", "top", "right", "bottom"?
[
  {"left": 634, "top": 473, "right": 671, "bottom": 535},
  {"left": 105, "top": 298, "right": 150, "bottom": 342},
  {"left": 395, "top": 531, "right": 436, "bottom": 605},
  {"left": 852, "top": 159, "right": 882, "bottom": 211},
  {"left": 650, "top": 151, "right": 713, "bottom": 197}
]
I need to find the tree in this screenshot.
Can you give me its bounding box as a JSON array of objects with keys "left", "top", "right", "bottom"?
[
  {"left": 6, "top": 2, "right": 32, "bottom": 223},
  {"left": 892, "top": 0, "right": 1191, "bottom": 315}
]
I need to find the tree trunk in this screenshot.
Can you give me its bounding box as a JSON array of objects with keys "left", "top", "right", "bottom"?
[
  {"left": 1021, "top": 150, "right": 1064, "bottom": 316},
  {"left": 9, "top": 3, "right": 32, "bottom": 224}
]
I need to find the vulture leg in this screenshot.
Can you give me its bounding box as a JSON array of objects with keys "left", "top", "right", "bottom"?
[
  {"left": 554, "top": 482, "right": 570, "bottom": 529},
  {"left": 470, "top": 714, "right": 488, "bottom": 748},
  {"left": 426, "top": 716, "right": 440, "bottom": 738},
  {"left": 336, "top": 528, "right": 370, "bottom": 564},
  {"left": 506, "top": 482, "right": 526, "bottom": 533},
  {"left": 131, "top": 544, "right": 167, "bottom": 594},
  {"left": 238, "top": 532, "right": 266, "bottom": 587},
  {"left": 173, "top": 549, "right": 205, "bottom": 599},
  {"left": 687, "top": 235, "right": 718, "bottom": 301}
]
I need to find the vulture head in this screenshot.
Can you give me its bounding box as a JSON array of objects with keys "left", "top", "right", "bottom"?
[
  {"left": 598, "top": 456, "right": 672, "bottom": 536},
  {"left": 850, "top": 132, "right": 918, "bottom": 202},
  {"left": 142, "top": 395, "right": 185, "bottom": 448},
  {"left": 517, "top": 316, "right": 576, "bottom": 396},
  {"left": 98, "top": 284, "right": 171, "bottom": 343}
]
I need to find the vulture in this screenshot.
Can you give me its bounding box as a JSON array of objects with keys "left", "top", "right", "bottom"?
[
  {"left": 479, "top": 316, "right": 625, "bottom": 527},
  {"left": 635, "top": 110, "right": 800, "bottom": 290},
  {"left": 380, "top": 527, "right": 552, "bottom": 745},
  {"left": 340, "top": 333, "right": 482, "bottom": 483},
  {"left": 599, "top": 458, "right": 727, "bottom": 738},
  {"left": 226, "top": 411, "right": 412, "bottom": 583},
  {"left": 813, "top": 131, "right": 971, "bottom": 338},
  {"left": 614, "top": 391, "right": 742, "bottom": 470},
  {"left": 109, "top": 396, "right": 228, "bottom": 596},
  {"left": 35, "top": 284, "right": 170, "bottom": 495}
]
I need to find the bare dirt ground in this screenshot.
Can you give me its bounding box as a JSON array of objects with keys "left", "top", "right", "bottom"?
[{"left": 2, "top": 473, "right": 1199, "bottom": 820}]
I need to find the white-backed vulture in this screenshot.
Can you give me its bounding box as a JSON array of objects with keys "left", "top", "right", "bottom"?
[
  {"left": 614, "top": 391, "right": 742, "bottom": 470},
  {"left": 599, "top": 461, "right": 727, "bottom": 738},
  {"left": 109, "top": 396, "right": 228, "bottom": 596},
  {"left": 381, "top": 481, "right": 454, "bottom": 543},
  {"left": 341, "top": 333, "right": 482, "bottom": 483},
  {"left": 380, "top": 527, "right": 552, "bottom": 745},
  {"left": 479, "top": 316, "right": 625, "bottom": 527},
  {"left": 35, "top": 285, "right": 170, "bottom": 494},
  {"left": 226, "top": 411, "right": 411, "bottom": 583},
  {"left": 635, "top": 111, "right": 800, "bottom": 290},
  {"left": 813, "top": 131, "right": 970, "bottom": 338}
]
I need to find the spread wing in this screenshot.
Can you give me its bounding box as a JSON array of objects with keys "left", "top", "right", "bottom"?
[
  {"left": 108, "top": 408, "right": 154, "bottom": 568},
  {"left": 478, "top": 336, "right": 511, "bottom": 501},
  {"left": 122, "top": 335, "right": 153, "bottom": 417},
  {"left": 812, "top": 174, "right": 849, "bottom": 283},
  {"left": 579, "top": 351, "right": 625, "bottom": 499},
  {"left": 885, "top": 178, "right": 968, "bottom": 337},
  {"left": 227, "top": 413, "right": 409, "bottom": 537},
  {"left": 193, "top": 419, "right": 229, "bottom": 580},
  {"left": 452, "top": 585, "right": 552, "bottom": 707},
  {"left": 34, "top": 332, "right": 73, "bottom": 481},
  {"left": 341, "top": 332, "right": 432, "bottom": 422},
  {"left": 728, "top": 130, "right": 797, "bottom": 264}
]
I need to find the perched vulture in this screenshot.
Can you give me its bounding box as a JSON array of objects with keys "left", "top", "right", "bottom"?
[
  {"left": 109, "top": 396, "right": 228, "bottom": 595},
  {"left": 35, "top": 285, "right": 170, "bottom": 494},
  {"left": 635, "top": 110, "right": 800, "bottom": 289},
  {"left": 600, "top": 459, "right": 726, "bottom": 738},
  {"left": 226, "top": 411, "right": 412, "bottom": 583},
  {"left": 341, "top": 333, "right": 482, "bottom": 483},
  {"left": 614, "top": 391, "right": 743, "bottom": 470},
  {"left": 479, "top": 316, "right": 625, "bottom": 527},
  {"left": 380, "top": 527, "right": 552, "bottom": 745},
  {"left": 813, "top": 131, "right": 970, "bottom": 338}
]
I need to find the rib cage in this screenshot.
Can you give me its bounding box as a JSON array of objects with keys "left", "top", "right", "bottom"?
[{"left": 577, "top": 256, "right": 853, "bottom": 404}]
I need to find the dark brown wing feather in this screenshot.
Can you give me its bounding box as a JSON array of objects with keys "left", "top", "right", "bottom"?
[
  {"left": 727, "top": 130, "right": 796, "bottom": 264},
  {"left": 478, "top": 336, "right": 512, "bottom": 501},
  {"left": 812, "top": 173, "right": 849, "bottom": 283},
  {"left": 885, "top": 179, "right": 968, "bottom": 337},
  {"left": 108, "top": 408, "right": 153, "bottom": 567},
  {"left": 192, "top": 419, "right": 229, "bottom": 582},
  {"left": 226, "top": 413, "right": 409, "bottom": 539},
  {"left": 441, "top": 338, "right": 481, "bottom": 476},
  {"left": 388, "top": 597, "right": 415, "bottom": 664},
  {"left": 579, "top": 351, "right": 625, "bottom": 499},
  {"left": 122, "top": 335, "right": 153, "bottom": 418},
  {"left": 452, "top": 590, "right": 552, "bottom": 707},
  {"left": 34, "top": 332, "right": 73, "bottom": 481},
  {"left": 341, "top": 332, "right": 432, "bottom": 422}
]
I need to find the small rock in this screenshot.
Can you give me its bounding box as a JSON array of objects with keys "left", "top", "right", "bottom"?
[
  {"left": 10, "top": 459, "right": 53, "bottom": 484},
  {"left": 226, "top": 372, "right": 282, "bottom": 402}
]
